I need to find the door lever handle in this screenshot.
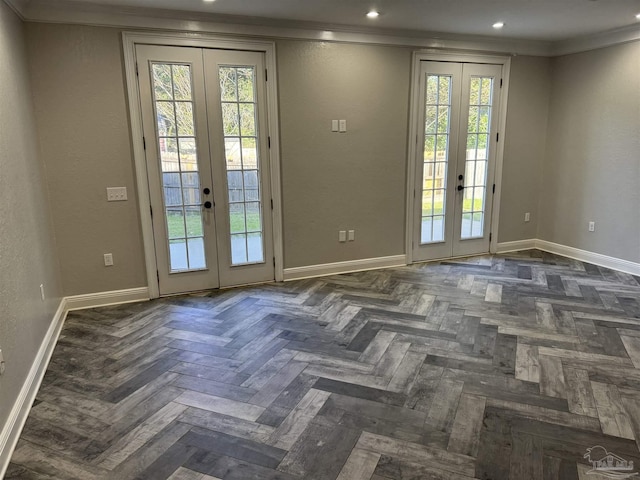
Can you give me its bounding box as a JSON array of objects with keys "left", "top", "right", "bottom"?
[
  {"left": 457, "top": 185, "right": 466, "bottom": 191},
  {"left": 204, "top": 201, "right": 212, "bottom": 209}
]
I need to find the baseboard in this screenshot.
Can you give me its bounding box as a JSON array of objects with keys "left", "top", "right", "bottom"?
[
  {"left": 0, "top": 287, "right": 150, "bottom": 476},
  {"left": 535, "top": 240, "right": 640, "bottom": 276},
  {"left": 0, "top": 298, "right": 68, "bottom": 479},
  {"left": 495, "top": 239, "right": 537, "bottom": 253},
  {"left": 65, "top": 287, "right": 150, "bottom": 311},
  {"left": 283, "top": 255, "right": 407, "bottom": 281}
]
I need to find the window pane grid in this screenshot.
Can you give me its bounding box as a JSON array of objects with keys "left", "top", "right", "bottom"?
[
  {"left": 462, "top": 76, "right": 493, "bottom": 240},
  {"left": 421, "top": 74, "right": 451, "bottom": 244},
  {"left": 152, "top": 63, "right": 206, "bottom": 272},
  {"left": 219, "top": 66, "right": 265, "bottom": 265}
]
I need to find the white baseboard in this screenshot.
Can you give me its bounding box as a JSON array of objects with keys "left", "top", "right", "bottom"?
[
  {"left": 535, "top": 240, "right": 640, "bottom": 276},
  {"left": 497, "top": 238, "right": 640, "bottom": 276},
  {"left": 283, "top": 255, "right": 407, "bottom": 281},
  {"left": 495, "top": 239, "right": 537, "bottom": 253},
  {"left": 65, "top": 287, "right": 150, "bottom": 311},
  {"left": 0, "top": 286, "right": 151, "bottom": 476},
  {"left": 0, "top": 298, "right": 68, "bottom": 479}
]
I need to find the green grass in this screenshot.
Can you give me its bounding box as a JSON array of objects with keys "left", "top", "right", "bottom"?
[
  {"left": 422, "top": 198, "right": 484, "bottom": 215},
  {"left": 230, "top": 212, "right": 261, "bottom": 233},
  {"left": 166, "top": 211, "right": 261, "bottom": 239}
]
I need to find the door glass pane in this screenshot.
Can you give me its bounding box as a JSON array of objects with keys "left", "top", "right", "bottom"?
[
  {"left": 152, "top": 63, "right": 206, "bottom": 272},
  {"left": 461, "top": 76, "right": 493, "bottom": 239},
  {"left": 421, "top": 74, "right": 451, "bottom": 245},
  {"left": 219, "top": 66, "right": 265, "bottom": 265}
]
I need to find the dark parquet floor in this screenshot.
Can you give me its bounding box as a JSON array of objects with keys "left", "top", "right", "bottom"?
[{"left": 6, "top": 250, "right": 640, "bottom": 479}]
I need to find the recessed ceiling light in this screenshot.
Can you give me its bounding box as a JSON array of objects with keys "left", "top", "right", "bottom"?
[
  {"left": 636, "top": 13, "right": 640, "bottom": 19},
  {"left": 367, "top": 10, "right": 380, "bottom": 19},
  {"left": 493, "top": 21, "right": 505, "bottom": 29},
  {"left": 203, "top": 0, "right": 215, "bottom": 2}
]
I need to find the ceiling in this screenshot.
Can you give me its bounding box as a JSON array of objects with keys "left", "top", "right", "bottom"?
[{"left": 15, "top": 0, "right": 640, "bottom": 42}]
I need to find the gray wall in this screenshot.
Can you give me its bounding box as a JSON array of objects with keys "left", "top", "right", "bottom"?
[
  {"left": 498, "top": 55, "right": 551, "bottom": 243},
  {"left": 540, "top": 42, "right": 640, "bottom": 262},
  {"left": 0, "top": 1, "right": 62, "bottom": 442},
  {"left": 26, "top": 23, "right": 147, "bottom": 296},
  {"left": 277, "top": 40, "right": 411, "bottom": 268},
  {"left": 22, "top": 23, "right": 562, "bottom": 296}
]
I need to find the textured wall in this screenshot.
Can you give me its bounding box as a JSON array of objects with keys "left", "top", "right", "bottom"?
[
  {"left": 540, "top": 42, "right": 640, "bottom": 262},
  {"left": 0, "top": 1, "right": 62, "bottom": 443},
  {"left": 22, "top": 23, "right": 557, "bottom": 295},
  {"left": 277, "top": 40, "right": 411, "bottom": 268},
  {"left": 26, "top": 23, "right": 147, "bottom": 295},
  {"left": 498, "top": 55, "right": 551, "bottom": 243}
]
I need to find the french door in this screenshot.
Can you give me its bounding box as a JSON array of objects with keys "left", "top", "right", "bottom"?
[
  {"left": 411, "top": 61, "right": 502, "bottom": 262},
  {"left": 137, "top": 45, "right": 274, "bottom": 295}
]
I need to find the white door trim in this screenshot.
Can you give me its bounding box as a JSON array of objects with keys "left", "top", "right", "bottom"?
[
  {"left": 405, "top": 50, "right": 511, "bottom": 264},
  {"left": 122, "top": 31, "right": 284, "bottom": 298}
]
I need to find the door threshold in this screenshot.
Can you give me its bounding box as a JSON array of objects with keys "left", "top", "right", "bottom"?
[
  {"left": 158, "top": 279, "right": 277, "bottom": 298},
  {"left": 411, "top": 251, "right": 492, "bottom": 266}
]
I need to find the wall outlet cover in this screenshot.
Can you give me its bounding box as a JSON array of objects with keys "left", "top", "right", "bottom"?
[{"left": 107, "top": 187, "right": 128, "bottom": 202}]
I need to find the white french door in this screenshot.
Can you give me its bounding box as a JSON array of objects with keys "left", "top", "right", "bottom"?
[
  {"left": 137, "top": 45, "right": 274, "bottom": 295},
  {"left": 411, "top": 61, "right": 502, "bottom": 262}
]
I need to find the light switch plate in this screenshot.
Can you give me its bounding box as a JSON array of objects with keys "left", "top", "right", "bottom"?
[
  {"left": 331, "top": 120, "right": 339, "bottom": 132},
  {"left": 339, "top": 119, "right": 347, "bottom": 132},
  {"left": 107, "top": 187, "right": 128, "bottom": 202},
  {"left": 339, "top": 230, "right": 347, "bottom": 242},
  {"left": 348, "top": 230, "right": 355, "bottom": 241}
]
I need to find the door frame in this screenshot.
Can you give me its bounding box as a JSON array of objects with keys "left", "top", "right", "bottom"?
[
  {"left": 123, "top": 31, "right": 284, "bottom": 298},
  {"left": 404, "top": 51, "right": 511, "bottom": 264}
]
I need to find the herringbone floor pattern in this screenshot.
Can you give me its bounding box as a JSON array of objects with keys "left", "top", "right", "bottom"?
[{"left": 6, "top": 250, "right": 640, "bottom": 479}]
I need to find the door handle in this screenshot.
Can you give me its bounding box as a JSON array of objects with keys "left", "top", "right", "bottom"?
[
  {"left": 204, "top": 201, "right": 212, "bottom": 209},
  {"left": 457, "top": 185, "right": 467, "bottom": 191}
]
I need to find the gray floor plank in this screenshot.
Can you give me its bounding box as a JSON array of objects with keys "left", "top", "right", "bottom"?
[{"left": 9, "top": 250, "right": 640, "bottom": 480}]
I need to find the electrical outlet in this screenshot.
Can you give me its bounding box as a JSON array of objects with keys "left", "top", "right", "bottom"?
[
  {"left": 106, "top": 187, "right": 128, "bottom": 202},
  {"left": 0, "top": 349, "right": 5, "bottom": 376},
  {"left": 40, "top": 284, "right": 45, "bottom": 301},
  {"left": 338, "top": 230, "right": 347, "bottom": 242},
  {"left": 588, "top": 221, "right": 595, "bottom": 232},
  {"left": 104, "top": 253, "right": 114, "bottom": 266},
  {"left": 524, "top": 212, "right": 530, "bottom": 222},
  {"left": 348, "top": 230, "right": 355, "bottom": 241}
]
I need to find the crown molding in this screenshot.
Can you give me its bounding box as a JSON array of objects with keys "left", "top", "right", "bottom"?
[
  {"left": 3, "top": 0, "right": 29, "bottom": 19},
  {"left": 552, "top": 22, "right": 640, "bottom": 56},
  {"left": 17, "top": 0, "right": 640, "bottom": 56},
  {"left": 21, "top": 0, "right": 553, "bottom": 56}
]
